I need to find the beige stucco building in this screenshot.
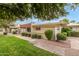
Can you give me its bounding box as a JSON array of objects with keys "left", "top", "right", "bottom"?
[
  {"left": 67, "top": 23, "right": 79, "bottom": 32},
  {"left": 16, "top": 24, "right": 31, "bottom": 34},
  {"left": 31, "top": 22, "right": 67, "bottom": 40},
  {"left": 12, "top": 22, "right": 79, "bottom": 40}
]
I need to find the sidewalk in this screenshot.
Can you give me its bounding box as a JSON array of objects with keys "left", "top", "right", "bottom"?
[{"left": 10, "top": 34, "right": 79, "bottom": 56}]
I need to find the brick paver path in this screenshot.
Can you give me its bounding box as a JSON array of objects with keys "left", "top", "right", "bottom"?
[{"left": 10, "top": 34, "right": 79, "bottom": 56}]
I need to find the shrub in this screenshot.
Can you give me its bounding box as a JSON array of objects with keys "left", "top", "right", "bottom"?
[
  {"left": 21, "top": 32, "right": 28, "bottom": 36},
  {"left": 31, "top": 34, "right": 37, "bottom": 38},
  {"left": 71, "top": 31, "right": 79, "bottom": 37},
  {"left": 27, "top": 34, "right": 31, "bottom": 37},
  {"left": 37, "top": 35, "right": 42, "bottom": 39},
  {"left": 32, "top": 34, "right": 42, "bottom": 39},
  {"left": 45, "top": 30, "right": 53, "bottom": 40},
  {"left": 12, "top": 31, "right": 17, "bottom": 34},
  {"left": 21, "top": 32, "right": 25, "bottom": 36},
  {"left": 67, "top": 31, "right": 71, "bottom": 36},
  {"left": 62, "top": 32, "right": 67, "bottom": 36},
  {"left": 57, "top": 33, "right": 67, "bottom": 41},
  {"left": 61, "top": 27, "right": 72, "bottom": 36},
  {"left": 21, "top": 32, "right": 31, "bottom": 37},
  {"left": 3, "top": 32, "right": 7, "bottom": 35}
]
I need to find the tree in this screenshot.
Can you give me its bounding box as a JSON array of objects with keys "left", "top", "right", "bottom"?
[
  {"left": 0, "top": 4, "right": 31, "bottom": 33},
  {"left": 0, "top": 3, "right": 77, "bottom": 34},
  {"left": 0, "top": 3, "right": 78, "bottom": 28},
  {"left": 0, "top": 19, "right": 10, "bottom": 32},
  {"left": 0, "top": 3, "right": 78, "bottom": 21},
  {"left": 70, "top": 20, "right": 76, "bottom": 23},
  {"left": 60, "top": 18, "right": 69, "bottom": 23},
  {"left": 31, "top": 4, "right": 68, "bottom": 20},
  {"left": 77, "top": 22, "right": 79, "bottom": 23},
  {"left": 0, "top": 4, "right": 31, "bottom": 20}
]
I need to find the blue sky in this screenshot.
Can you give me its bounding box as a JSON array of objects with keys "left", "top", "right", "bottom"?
[
  {"left": 16, "top": 5, "right": 79, "bottom": 25},
  {"left": 64, "top": 6, "right": 79, "bottom": 22}
]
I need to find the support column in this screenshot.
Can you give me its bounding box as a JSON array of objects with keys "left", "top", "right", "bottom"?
[
  {"left": 54, "top": 26, "right": 62, "bottom": 40},
  {"left": 54, "top": 27, "right": 57, "bottom": 40}
]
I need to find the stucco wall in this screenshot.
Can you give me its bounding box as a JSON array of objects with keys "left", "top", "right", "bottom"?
[
  {"left": 31, "top": 26, "right": 62, "bottom": 40},
  {"left": 19, "top": 28, "right": 31, "bottom": 34},
  {"left": 71, "top": 27, "right": 79, "bottom": 31}
]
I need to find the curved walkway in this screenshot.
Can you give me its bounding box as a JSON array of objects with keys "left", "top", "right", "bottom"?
[{"left": 10, "top": 34, "right": 79, "bottom": 56}]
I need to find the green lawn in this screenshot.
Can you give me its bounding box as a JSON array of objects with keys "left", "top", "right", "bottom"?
[{"left": 0, "top": 35, "right": 57, "bottom": 56}]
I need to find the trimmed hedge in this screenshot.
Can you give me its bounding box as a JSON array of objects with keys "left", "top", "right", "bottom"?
[
  {"left": 38, "top": 35, "right": 42, "bottom": 39},
  {"left": 21, "top": 32, "right": 28, "bottom": 36},
  {"left": 71, "top": 31, "right": 79, "bottom": 37},
  {"left": 45, "top": 30, "right": 53, "bottom": 40},
  {"left": 21, "top": 32, "right": 31, "bottom": 37},
  {"left": 57, "top": 33, "right": 67, "bottom": 41},
  {"left": 32, "top": 34, "right": 37, "bottom": 38},
  {"left": 32, "top": 34, "right": 42, "bottom": 39}
]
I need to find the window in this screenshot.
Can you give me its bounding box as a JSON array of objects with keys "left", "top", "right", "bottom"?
[{"left": 36, "top": 27, "right": 41, "bottom": 30}]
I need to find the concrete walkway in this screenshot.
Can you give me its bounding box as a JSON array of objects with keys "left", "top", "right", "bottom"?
[
  {"left": 68, "top": 37, "right": 79, "bottom": 49},
  {"left": 9, "top": 34, "right": 79, "bottom": 56}
]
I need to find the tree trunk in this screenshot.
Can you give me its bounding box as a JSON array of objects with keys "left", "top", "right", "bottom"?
[{"left": 3, "top": 27, "right": 8, "bottom": 35}]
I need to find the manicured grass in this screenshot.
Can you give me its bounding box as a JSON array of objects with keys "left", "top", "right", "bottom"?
[{"left": 0, "top": 35, "right": 58, "bottom": 56}]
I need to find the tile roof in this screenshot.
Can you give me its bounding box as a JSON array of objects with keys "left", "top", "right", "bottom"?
[{"left": 20, "top": 24, "right": 31, "bottom": 28}]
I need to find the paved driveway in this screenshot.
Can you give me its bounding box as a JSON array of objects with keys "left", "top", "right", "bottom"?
[{"left": 68, "top": 37, "right": 79, "bottom": 49}]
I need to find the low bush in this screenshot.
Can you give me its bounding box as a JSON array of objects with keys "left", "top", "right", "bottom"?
[
  {"left": 21, "top": 32, "right": 31, "bottom": 37},
  {"left": 45, "top": 30, "right": 53, "bottom": 40},
  {"left": 61, "top": 27, "right": 72, "bottom": 36},
  {"left": 71, "top": 31, "right": 79, "bottom": 37},
  {"left": 37, "top": 35, "right": 42, "bottom": 39},
  {"left": 32, "top": 34, "right": 42, "bottom": 39},
  {"left": 31, "top": 34, "right": 37, "bottom": 38},
  {"left": 57, "top": 33, "right": 67, "bottom": 41},
  {"left": 12, "top": 31, "right": 17, "bottom": 34},
  {"left": 62, "top": 32, "right": 67, "bottom": 36},
  {"left": 3, "top": 32, "right": 7, "bottom": 35},
  {"left": 21, "top": 32, "right": 25, "bottom": 36},
  {"left": 27, "top": 34, "right": 31, "bottom": 37},
  {"left": 21, "top": 32, "right": 28, "bottom": 36}
]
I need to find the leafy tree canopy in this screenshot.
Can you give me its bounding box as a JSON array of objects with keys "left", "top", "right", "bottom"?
[
  {"left": 0, "top": 4, "right": 78, "bottom": 20},
  {"left": 0, "top": 3, "right": 78, "bottom": 25}
]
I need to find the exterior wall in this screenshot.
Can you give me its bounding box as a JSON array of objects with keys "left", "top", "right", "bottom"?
[
  {"left": 71, "top": 26, "right": 79, "bottom": 31},
  {"left": 11, "top": 29, "right": 16, "bottom": 32},
  {"left": 67, "top": 23, "right": 79, "bottom": 32},
  {"left": 20, "top": 28, "right": 26, "bottom": 33},
  {"left": 16, "top": 24, "right": 31, "bottom": 34},
  {"left": 31, "top": 27, "right": 52, "bottom": 39},
  {"left": 20, "top": 28, "right": 31, "bottom": 34},
  {"left": 31, "top": 26, "right": 62, "bottom": 40}
]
